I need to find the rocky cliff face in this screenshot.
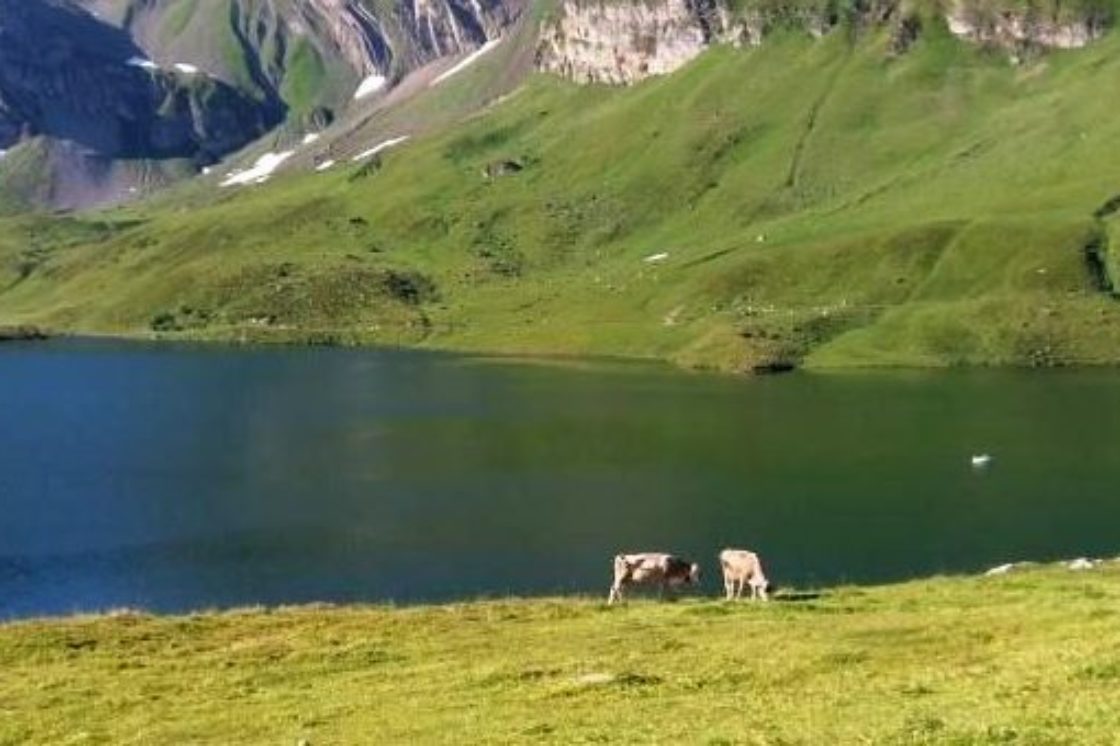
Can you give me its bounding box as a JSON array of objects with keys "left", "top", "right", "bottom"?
[
  {"left": 537, "top": 0, "right": 1113, "bottom": 85},
  {"left": 0, "top": 0, "right": 273, "bottom": 160},
  {"left": 944, "top": 0, "right": 1110, "bottom": 51},
  {"left": 536, "top": 0, "right": 741, "bottom": 85}
]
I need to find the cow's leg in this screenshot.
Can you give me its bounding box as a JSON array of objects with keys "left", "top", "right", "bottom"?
[
  {"left": 735, "top": 577, "right": 745, "bottom": 600},
  {"left": 608, "top": 582, "right": 623, "bottom": 604},
  {"left": 723, "top": 576, "right": 733, "bottom": 601}
]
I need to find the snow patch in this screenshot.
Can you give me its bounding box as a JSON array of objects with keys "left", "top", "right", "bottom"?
[
  {"left": 644, "top": 252, "right": 669, "bottom": 263},
  {"left": 315, "top": 160, "right": 337, "bottom": 172},
  {"left": 302, "top": 133, "right": 321, "bottom": 146},
  {"left": 430, "top": 38, "right": 501, "bottom": 86},
  {"left": 0, "top": 149, "right": 7, "bottom": 160},
  {"left": 354, "top": 74, "right": 388, "bottom": 99},
  {"left": 1068, "top": 557, "right": 1100, "bottom": 571},
  {"left": 126, "top": 56, "right": 159, "bottom": 71},
  {"left": 984, "top": 563, "right": 1016, "bottom": 576},
  {"left": 351, "top": 136, "right": 410, "bottom": 162},
  {"left": 970, "top": 453, "right": 993, "bottom": 468},
  {"left": 173, "top": 63, "right": 201, "bottom": 75},
  {"left": 221, "top": 151, "right": 296, "bottom": 187}
]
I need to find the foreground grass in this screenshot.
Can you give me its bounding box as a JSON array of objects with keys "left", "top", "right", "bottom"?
[{"left": 4, "top": 565, "right": 1120, "bottom": 744}]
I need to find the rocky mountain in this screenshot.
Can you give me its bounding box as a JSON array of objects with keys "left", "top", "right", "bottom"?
[
  {"left": 537, "top": 0, "right": 1112, "bottom": 85},
  {"left": 6, "top": 0, "right": 1109, "bottom": 211},
  {"left": 0, "top": 0, "right": 520, "bottom": 209},
  {"left": 0, "top": 0, "right": 278, "bottom": 207},
  {"left": 80, "top": 0, "right": 519, "bottom": 119}
]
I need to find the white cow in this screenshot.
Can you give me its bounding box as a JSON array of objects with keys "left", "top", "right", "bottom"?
[
  {"left": 719, "top": 548, "right": 769, "bottom": 601},
  {"left": 608, "top": 552, "right": 700, "bottom": 604}
]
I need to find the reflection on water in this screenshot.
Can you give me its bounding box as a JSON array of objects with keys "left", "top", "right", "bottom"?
[{"left": 2, "top": 339, "right": 1119, "bottom": 617}]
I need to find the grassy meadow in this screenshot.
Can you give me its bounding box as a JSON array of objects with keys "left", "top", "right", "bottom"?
[{"left": 4, "top": 564, "right": 1120, "bottom": 743}]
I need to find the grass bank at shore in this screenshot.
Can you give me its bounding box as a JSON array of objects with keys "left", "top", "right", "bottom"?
[{"left": 5, "top": 563, "right": 1120, "bottom": 744}]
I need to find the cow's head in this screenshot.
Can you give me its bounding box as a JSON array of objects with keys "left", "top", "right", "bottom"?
[{"left": 689, "top": 563, "right": 701, "bottom": 584}]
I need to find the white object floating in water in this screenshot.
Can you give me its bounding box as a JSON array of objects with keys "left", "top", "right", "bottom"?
[
  {"left": 1068, "top": 557, "right": 1098, "bottom": 571},
  {"left": 353, "top": 74, "right": 387, "bottom": 99},
  {"left": 430, "top": 38, "right": 501, "bottom": 86},
  {"left": 173, "top": 63, "right": 201, "bottom": 75},
  {"left": 984, "top": 563, "right": 1016, "bottom": 576},
  {"left": 315, "top": 159, "right": 336, "bottom": 172},
  {"left": 220, "top": 150, "right": 295, "bottom": 187},
  {"left": 302, "top": 133, "right": 321, "bottom": 146},
  {"left": 351, "top": 136, "right": 410, "bottom": 162},
  {"left": 971, "top": 454, "right": 993, "bottom": 468},
  {"left": 126, "top": 56, "right": 159, "bottom": 71},
  {"left": 644, "top": 252, "right": 669, "bottom": 264}
]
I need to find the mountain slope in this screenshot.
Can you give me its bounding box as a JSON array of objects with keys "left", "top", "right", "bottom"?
[
  {"left": 2, "top": 8, "right": 1120, "bottom": 369},
  {"left": 82, "top": 0, "right": 520, "bottom": 119},
  {"left": 0, "top": 0, "right": 279, "bottom": 210},
  {"left": 0, "top": 0, "right": 521, "bottom": 209}
]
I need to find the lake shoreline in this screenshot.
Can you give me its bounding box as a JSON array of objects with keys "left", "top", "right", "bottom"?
[
  {"left": 0, "top": 324, "right": 49, "bottom": 342},
  {"left": 6, "top": 340, "right": 1120, "bottom": 621},
  {"left": 12, "top": 325, "right": 1120, "bottom": 376},
  {"left": 3, "top": 557, "right": 1109, "bottom": 625},
  {"left": 4, "top": 563, "right": 1120, "bottom": 742}
]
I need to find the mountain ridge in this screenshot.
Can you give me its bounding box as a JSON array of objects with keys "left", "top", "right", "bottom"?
[{"left": 0, "top": 0, "right": 520, "bottom": 209}]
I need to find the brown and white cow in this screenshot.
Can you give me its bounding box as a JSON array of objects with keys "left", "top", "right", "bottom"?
[
  {"left": 719, "top": 548, "right": 769, "bottom": 601},
  {"left": 607, "top": 552, "right": 700, "bottom": 604}
]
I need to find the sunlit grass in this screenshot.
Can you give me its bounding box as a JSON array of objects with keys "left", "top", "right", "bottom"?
[{"left": 3, "top": 564, "right": 1120, "bottom": 743}]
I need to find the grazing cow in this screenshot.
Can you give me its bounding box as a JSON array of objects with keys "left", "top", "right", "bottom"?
[
  {"left": 719, "top": 548, "right": 770, "bottom": 601},
  {"left": 607, "top": 552, "right": 700, "bottom": 604}
]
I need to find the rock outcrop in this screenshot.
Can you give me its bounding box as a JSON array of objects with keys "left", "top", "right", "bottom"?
[
  {"left": 537, "top": 0, "right": 742, "bottom": 85},
  {"left": 538, "top": 0, "right": 1113, "bottom": 85},
  {"left": 944, "top": 0, "right": 1110, "bottom": 50}
]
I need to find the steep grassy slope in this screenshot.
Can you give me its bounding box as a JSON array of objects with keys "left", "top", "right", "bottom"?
[
  {"left": 4, "top": 565, "right": 1120, "bottom": 743},
  {"left": 3, "top": 22, "right": 1120, "bottom": 369}
]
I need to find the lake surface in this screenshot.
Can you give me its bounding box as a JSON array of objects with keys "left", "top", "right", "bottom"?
[{"left": 2, "top": 339, "right": 1119, "bottom": 618}]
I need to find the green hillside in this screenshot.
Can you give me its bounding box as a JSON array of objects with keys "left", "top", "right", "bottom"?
[
  {"left": 3, "top": 18, "right": 1120, "bottom": 370},
  {"left": 5, "top": 564, "right": 1120, "bottom": 743}
]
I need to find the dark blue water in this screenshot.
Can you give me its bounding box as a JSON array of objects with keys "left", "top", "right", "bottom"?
[{"left": 2, "top": 338, "right": 1119, "bottom": 618}]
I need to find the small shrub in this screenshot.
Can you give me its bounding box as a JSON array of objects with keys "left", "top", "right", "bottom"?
[{"left": 150, "top": 312, "right": 180, "bottom": 332}]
